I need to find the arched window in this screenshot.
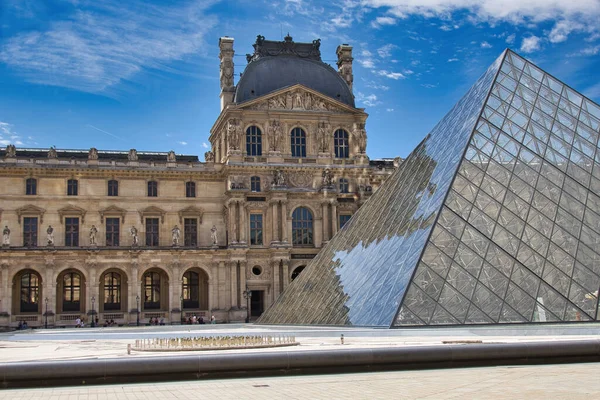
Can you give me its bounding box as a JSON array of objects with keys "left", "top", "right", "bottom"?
[
  {"left": 292, "top": 207, "right": 314, "bottom": 246},
  {"left": 246, "top": 126, "right": 262, "bottom": 156},
  {"left": 103, "top": 272, "right": 121, "bottom": 311},
  {"left": 143, "top": 272, "right": 161, "bottom": 309},
  {"left": 250, "top": 176, "right": 261, "bottom": 192},
  {"left": 291, "top": 266, "right": 305, "bottom": 281},
  {"left": 26, "top": 178, "right": 37, "bottom": 195},
  {"left": 339, "top": 178, "right": 349, "bottom": 193},
  {"left": 290, "top": 127, "right": 306, "bottom": 157},
  {"left": 20, "top": 272, "right": 40, "bottom": 313},
  {"left": 334, "top": 129, "right": 349, "bottom": 159},
  {"left": 182, "top": 271, "right": 199, "bottom": 309},
  {"left": 62, "top": 272, "right": 81, "bottom": 312}
]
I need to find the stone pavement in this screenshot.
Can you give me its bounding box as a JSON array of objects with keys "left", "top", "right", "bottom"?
[{"left": 1, "top": 363, "right": 599, "bottom": 399}]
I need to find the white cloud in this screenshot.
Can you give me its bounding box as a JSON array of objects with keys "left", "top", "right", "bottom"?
[
  {"left": 421, "top": 83, "right": 438, "bottom": 88},
  {"left": 520, "top": 35, "right": 541, "bottom": 53},
  {"left": 581, "top": 45, "right": 600, "bottom": 55},
  {"left": 0, "top": 1, "right": 217, "bottom": 94},
  {"left": 375, "top": 70, "right": 405, "bottom": 79},
  {"left": 202, "top": 142, "right": 209, "bottom": 148},
  {"left": 548, "top": 20, "right": 583, "bottom": 43},
  {"left": 377, "top": 44, "right": 396, "bottom": 58},
  {"left": 178, "top": 141, "right": 188, "bottom": 146},
  {"left": 366, "top": 83, "right": 390, "bottom": 90},
  {"left": 480, "top": 41, "right": 492, "bottom": 48},
  {"left": 371, "top": 16, "right": 397, "bottom": 28},
  {"left": 448, "top": 58, "right": 459, "bottom": 62},
  {"left": 355, "top": 92, "right": 381, "bottom": 107},
  {"left": 386, "top": 108, "right": 394, "bottom": 112},
  {"left": 358, "top": 49, "right": 376, "bottom": 69},
  {"left": 0, "top": 121, "right": 24, "bottom": 146},
  {"left": 506, "top": 33, "right": 516, "bottom": 44}
]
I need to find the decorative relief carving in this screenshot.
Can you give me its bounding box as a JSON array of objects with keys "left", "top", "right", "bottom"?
[
  {"left": 204, "top": 151, "right": 214, "bottom": 162},
  {"left": 248, "top": 89, "right": 346, "bottom": 112},
  {"left": 268, "top": 120, "right": 283, "bottom": 152},
  {"left": 88, "top": 147, "right": 98, "bottom": 160},
  {"left": 167, "top": 150, "right": 176, "bottom": 162},
  {"left": 288, "top": 171, "right": 313, "bottom": 188},
  {"left": 128, "top": 149, "right": 138, "bottom": 161},
  {"left": 229, "top": 175, "right": 247, "bottom": 190},
  {"left": 352, "top": 123, "right": 367, "bottom": 153},
  {"left": 321, "top": 168, "right": 335, "bottom": 187},
  {"left": 317, "top": 121, "right": 330, "bottom": 152},
  {"left": 227, "top": 118, "right": 242, "bottom": 150},
  {"left": 5, "top": 144, "right": 16, "bottom": 158},
  {"left": 271, "top": 169, "right": 286, "bottom": 187}
]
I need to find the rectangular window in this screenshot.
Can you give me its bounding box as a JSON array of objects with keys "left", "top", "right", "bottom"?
[
  {"left": 108, "top": 180, "right": 118, "bottom": 196},
  {"left": 65, "top": 217, "right": 79, "bottom": 246},
  {"left": 250, "top": 214, "right": 263, "bottom": 246},
  {"left": 147, "top": 181, "right": 158, "bottom": 197},
  {"left": 339, "top": 214, "right": 352, "bottom": 230},
  {"left": 26, "top": 178, "right": 37, "bottom": 195},
  {"left": 145, "top": 218, "right": 159, "bottom": 246},
  {"left": 186, "top": 181, "right": 196, "bottom": 198},
  {"left": 67, "top": 179, "right": 78, "bottom": 196},
  {"left": 106, "top": 218, "right": 120, "bottom": 246},
  {"left": 184, "top": 218, "right": 197, "bottom": 246},
  {"left": 23, "top": 217, "right": 38, "bottom": 247}
]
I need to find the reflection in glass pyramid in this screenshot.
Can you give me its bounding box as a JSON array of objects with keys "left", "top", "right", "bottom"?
[{"left": 258, "top": 49, "right": 600, "bottom": 327}]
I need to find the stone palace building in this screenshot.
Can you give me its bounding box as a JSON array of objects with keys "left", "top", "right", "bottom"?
[{"left": 0, "top": 35, "right": 396, "bottom": 327}]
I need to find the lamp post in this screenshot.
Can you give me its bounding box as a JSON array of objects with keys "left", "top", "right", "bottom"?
[
  {"left": 136, "top": 295, "right": 140, "bottom": 327},
  {"left": 180, "top": 295, "right": 184, "bottom": 325},
  {"left": 242, "top": 286, "right": 252, "bottom": 323},
  {"left": 91, "top": 296, "right": 95, "bottom": 327},
  {"left": 44, "top": 297, "right": 48, "bottom": 329}
]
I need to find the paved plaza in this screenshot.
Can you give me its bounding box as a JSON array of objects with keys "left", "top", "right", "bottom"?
[{"left": 1, "top": 363, "right": 600, "bottom": 399}]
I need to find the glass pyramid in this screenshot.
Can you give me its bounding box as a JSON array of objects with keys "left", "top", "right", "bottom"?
[{"left": 258, "top": 50, "right": 600, "bottom": 327}]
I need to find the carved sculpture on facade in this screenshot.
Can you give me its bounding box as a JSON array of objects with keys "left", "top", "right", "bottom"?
[
  {"left": 128, "top": 149, "right": 138, "bottom": 161},
  {"left": 211, "top": 225, "right": 218, "bottom": 246},
  {"left": 272, "top": 169, "right": 286, "bottom": 187},
  {"left": 89, "top": 225, "right": 98, "bottom": 246},
  {"left": 46, "top": 225, "right": 55, "bottom": 246},
  {"left": 5, "top": 145, "right": 16, "bottom": 158},
  {"left": 48, "top": 146, "right": 57, "bottom": 159},
  {"left": 248, "top": 89, "right": 344, "bottom": 112},
  {"left": 288, "top": 171, "right": 313, "bottom": 188},
  {"left": 317, "top": 122, "right": 330, "bottom": 152},
  {"left": 2, "top": 225, "right": 10, "bottom": 246},
  {"left": 227, "top": 119, "right": 242, "bottom": 151},
  {"left": 130, "top": 226, "right": 139, "bottom": 246},
  {"left": 172, "top": 225, "right": 181, "bottom": 246},
  {"left": 88, "top": 147, "right": 99, "bottom": 160},
  {"left": 167, "top": 150, "right": 176, "bottom": 162},
  {"left": 322, "top": 168, "right": 334, "bottom": 187},
  {"left": 353, "top": 123, "right": 367, "bottom": 153},
  {"left": 204, "top": 151, "right": 215, "bottom": 162},
  {"left": 220, "top": 59, "right": 234, "bottom": 88},
  {"left": 268, "top": 120, "right": 283, "bottom": 152}
]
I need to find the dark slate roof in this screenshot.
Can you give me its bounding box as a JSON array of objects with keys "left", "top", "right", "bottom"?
[
  {"left": 0, "top": 148, "right": 199, "bottom": 162},
  {"left": 235, "top": 35, "right": 354, "bottom": 107}
]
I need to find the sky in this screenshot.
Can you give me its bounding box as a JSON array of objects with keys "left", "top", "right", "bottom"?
[{"left": 1, "top": 0, "right": 599, "bottom": 159}]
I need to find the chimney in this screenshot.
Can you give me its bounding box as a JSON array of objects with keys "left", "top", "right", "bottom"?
[
  {"left": 219, "top": 37, "right": 235, "bottom": 111},
  {"left": 336, "top": 44, "right": 353, "bottom": 92}
]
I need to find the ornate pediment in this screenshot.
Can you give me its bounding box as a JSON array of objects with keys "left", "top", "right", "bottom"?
[
  {"left": 178, "top": 206, "right": 204, "bottom": 224},
  {"left": 16, "top": 205, "right": 46, "bottom": 224},
  {"left": 99, "top": 205, "right": 127, "bottom": 223},
  {"left": 57, "top": 205, "right": 87, "bottom": 224},
  {"left": 240, "top": 85, "right": 354, "bottom": 113},
  {"left": 138, "top": 206, "right": 166, "bottom": 224}
]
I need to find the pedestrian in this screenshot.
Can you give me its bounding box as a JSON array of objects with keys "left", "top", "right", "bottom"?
[
  {"left": 211, "top": 315, "right": 216, "bottom": 324},
  {"left": 192, "top": 315, "right": 197, "bottom": 324},
  {"left": 75, "top": 316, "right": 81, "bottom": 328}
]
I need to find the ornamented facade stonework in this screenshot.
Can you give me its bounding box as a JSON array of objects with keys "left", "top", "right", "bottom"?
[{"left": 0, "top": 35, "right": 397, "bottom": 328}]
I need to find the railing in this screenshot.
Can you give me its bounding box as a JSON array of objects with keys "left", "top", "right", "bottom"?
[
  {"left": 143, "top": 312, "right": 165, "bottom": 319},
  {"left": 13, "top": 315, "right": 39, "bottom": 322},
  {"left": 183, "top": 311, "right": 208, "bottom": 318},
  {"left": 59, "top": 314, "right": 80, "bottom": 321},
  {"left": 102, "top": 313, "right": 124, "bottom": 320}
]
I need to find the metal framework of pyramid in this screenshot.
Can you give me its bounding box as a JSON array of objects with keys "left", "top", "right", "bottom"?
[{"left": 258, "top": 49, "right": 600, "bottom": 327}]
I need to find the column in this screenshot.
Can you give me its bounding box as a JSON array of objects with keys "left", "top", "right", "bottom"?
[
  {"left": 216, "top": 261, "right": 224, "bottom": 310},
  {"left": 228, "top": 202, "right": 237, "bottom": 243},
  {"left": 230, "top": 262, "right": 237, "bottom": 308},
  {"left": 240, "top": 202, "right": 247, "bottom": 244},
  {"left": 239, "top": 261, "right": 247, "bottom": 301},
  {"left": 282, "top": 262, "right": 290, "bottom": 291},
  {"left": 271, "top": 201, "right": 279, "bottom": 242},
  {"left": 272, "top": 260, "right": 280, "bottom": 303},
  {"left": 331, "top": 202, "right": 338, "bottom": 236},
  {"left": 130, "top": 265, "right": 138, "bottom": 317},
  {"left": 322, "top": 202, "right": 329, "bottom": 242},
  {"left": 281, "top": 201, "right": 288, "bottom": 242},
  {"left": 1, "top": 266, "right": 10, "bottom": 315}
]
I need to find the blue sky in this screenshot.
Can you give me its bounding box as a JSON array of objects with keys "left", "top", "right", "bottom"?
[{"left": 1, "top": 0, "right": 599, "bottom": 159}]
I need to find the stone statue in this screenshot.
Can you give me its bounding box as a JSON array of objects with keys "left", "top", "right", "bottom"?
[
  {"left": 172, "top": 225, "right": 181, "bottom": 246},
  {"left": 210, "top": 225, "right": 218, "bottom": 245},
  {"left": 221, "top": 59, "right": 234, "bottom": 87},
  {"left": 272, "top": 169, "right": 286, "bottom": 187},
  {"left": 128, "top": 149, "right": 138, "bottom": 161},
  {"left": 317, "top": 122, "right": 329, "bottom": 152},
  {"left": 5, "top": 144, "right": 16, "bottom": 158},
  {"left": 353, "top": 123, "right": 367, "bottom": 153},
  {"left": 48, "top": 146, "right": 57, "bottom": 159},
  {"left": 227, "top": 119, "right": 241, "bottom": 150},
  {"left": 3, "top": 225, "right": 10, "bottom": 246},
  {"left": 89, "top": 225, "right": 98, "bottom": 245},
  {"left": 130, "top": 226, "right": 139, "bottom": 246},
  {"left": 269, "top": 120, "right": 282, "bottom": 151},
  {"left": 46, "top": 225, "right": 54, "bottom": 246},
  {"left": 167, "top": 150, "right": 176, "bottom": 162},
  {"left": 322, "top": 168, "right": 334, "bottom": 187},
  {"left": 88, "top": 147, "right": 98, "bottom": 160},
  {"left": 303, "top": 92, "right": 312, "bottom": 109},
  {"left": 293, "top": 91, "right": 304, "bottom": 109},
  {"left": 204, "top": 151, "right": 214, "bottom": 162}
]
